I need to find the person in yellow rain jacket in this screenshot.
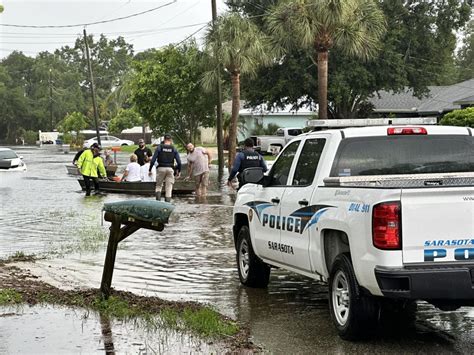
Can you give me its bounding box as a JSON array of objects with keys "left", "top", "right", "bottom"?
[{"left": 77, "top": 143, "right": 107, "bottom": 196}]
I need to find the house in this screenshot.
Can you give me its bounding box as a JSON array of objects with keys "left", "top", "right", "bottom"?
[
  {"left": 221, "top": 100, "right": 315, "bottom": 141},
  {"left": 369, "top": 78, "right": 474, "bottom": 118}
]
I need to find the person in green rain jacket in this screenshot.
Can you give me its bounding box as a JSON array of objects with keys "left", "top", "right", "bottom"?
[{"left": 77, "top": 143, "right": 106, "bottom": 196}]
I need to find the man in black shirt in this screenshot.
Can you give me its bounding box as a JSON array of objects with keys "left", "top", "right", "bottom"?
[{"left": 134, "top": 138, "right": 152, "bottom": 166}]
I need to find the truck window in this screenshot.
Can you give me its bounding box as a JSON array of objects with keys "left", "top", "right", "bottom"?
[
  {"left": 276, "top": 129, "right": 284, "bottom": 137},
  {"left": 330, "top": 135, "right": 474, "bottom": 177},
  {"left": 292, "top": 138, "right": 326, "bottom": 186},
  {"left": 268, "top": 140, "right": 300, "bottom": 186},
  {"left": 288, "top": 129, "right": 302, "bottom": 136}
]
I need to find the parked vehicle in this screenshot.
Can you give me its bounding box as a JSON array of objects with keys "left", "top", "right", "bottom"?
[
  {"left": 232, "top": 125, "right": 474, "bottom": 340},
  {"left": 0, "top": 148, "right": 27, "bottom": 171},
  {"left": 83, "top": 136, "right": 134, "bottom": 148},
  {"left": 251, "top": 127, "right": 303, "bottom": 154}
]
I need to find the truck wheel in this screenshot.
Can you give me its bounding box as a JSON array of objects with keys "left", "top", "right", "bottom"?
[
  {"left": 329, "top": 253, "right": 379, "bottom": 340},
  {"left": 236, "top": 226, "right": 270, "bottom": 288}
]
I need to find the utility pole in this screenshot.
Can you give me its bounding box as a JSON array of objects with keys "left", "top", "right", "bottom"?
[
  {"left": 211, "top": 0, "right": 224, "bottom": 173},
  {"left": 83, "top": 28, "right": 101, "bottom": 146},
  {"left": 49, "top": 68, "right": 53, "bottom": 131}
]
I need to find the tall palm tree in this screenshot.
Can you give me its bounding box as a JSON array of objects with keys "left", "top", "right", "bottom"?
[
  {"left": 267, "top": 0, "right": 385, "bottom": 119},
  {"left": 203, "top": 13, "right": 272, "bottom": 167}
]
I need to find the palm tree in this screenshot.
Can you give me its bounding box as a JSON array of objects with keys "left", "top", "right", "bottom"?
[
  {"left": 267, "top": 0, "right": 385, "bottom": 119},
  {"left": 203, "top": 13, "right": 273, "bottom": 167}
]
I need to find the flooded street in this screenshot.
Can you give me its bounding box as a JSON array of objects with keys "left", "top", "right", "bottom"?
[{"left": 1, "top": 146, "right": 473, "bottom": 353}]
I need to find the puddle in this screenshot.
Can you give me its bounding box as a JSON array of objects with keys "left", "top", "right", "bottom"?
[{"left": 0, "top": 304, "right": 219, "bottom": 354}]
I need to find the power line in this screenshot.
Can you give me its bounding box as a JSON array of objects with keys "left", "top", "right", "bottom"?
[{"left": 0, "top": 0, "right": 177, "bottom": 28}]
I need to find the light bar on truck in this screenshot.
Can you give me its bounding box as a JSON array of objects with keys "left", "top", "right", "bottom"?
[
  {"left": 306, "top": 117, "right": 437, "bottom": 129},
  {"left": 387, "top": 127, "right": 427, "bottom": 135}
]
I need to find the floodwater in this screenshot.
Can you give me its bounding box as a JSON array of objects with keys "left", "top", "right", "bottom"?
[
  {"left": 1, "top": 146, "right": 473, "bottom": 353},
  {"left": 0, "top": 304, "right": 218, "bottom": 354}
]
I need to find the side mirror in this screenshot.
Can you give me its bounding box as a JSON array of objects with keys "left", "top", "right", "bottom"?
[
  {"left": 241, "top": 167, "right": 264, "bottom": 185},
  {"left": 19, "top": 156, "right": 23, "bottom": 160}
]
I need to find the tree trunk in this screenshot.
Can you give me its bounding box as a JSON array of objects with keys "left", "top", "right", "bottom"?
[
  {"left": 228, "top": 72, "right": 240, "bottom": 170},
  {"left": 317, "top": 50, "right": 328, "bottom": 120}
]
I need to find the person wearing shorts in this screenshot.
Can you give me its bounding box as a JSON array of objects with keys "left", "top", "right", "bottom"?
[{"left": 186, "top": 143, "right": 212, "bottom": 197}]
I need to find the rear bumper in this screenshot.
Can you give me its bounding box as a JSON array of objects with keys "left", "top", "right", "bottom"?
[{"left": 375, "top": 265, "right": 474, "bottom": 302}]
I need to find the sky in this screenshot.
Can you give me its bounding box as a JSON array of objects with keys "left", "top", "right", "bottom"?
[{"left": 0, "top": 0, "right": 228, "bottom": 58}]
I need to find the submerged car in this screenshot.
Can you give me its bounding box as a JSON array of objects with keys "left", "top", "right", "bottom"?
[
  {"left": 83, "top": 136, "right": 134, "bottom": 148},
  {"left": 0, "top": 148, "right": 27, "bottom": 171}
]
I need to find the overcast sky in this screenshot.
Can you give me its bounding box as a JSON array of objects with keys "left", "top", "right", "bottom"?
[{"left": 0, "top": 0, "right": 228, "bottom": 58}]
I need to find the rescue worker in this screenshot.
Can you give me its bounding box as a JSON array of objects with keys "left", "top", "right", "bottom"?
[
  {"left": 77, "top": 143, "right": 107, "bottom": 196},
  {"left": 227, "top": 138, "right": 267, "bottom": 189},
  {"left": 149, "top": 134, "right": 181, "bottom": 202}
]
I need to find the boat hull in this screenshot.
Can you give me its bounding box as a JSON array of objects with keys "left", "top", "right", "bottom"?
[
  {"left": 78, "top": 179, "right": 194, "bottom": 195},
  {"left": 67, "top": 164, "right": 118, "bottom": 177}
]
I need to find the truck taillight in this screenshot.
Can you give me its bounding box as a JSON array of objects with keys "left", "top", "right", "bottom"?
[
  {"left": 387, "top": 127, "right": 427, "bottom": 135},
  {"left": 372, "top": 202, "right": 401, "bottom": 250}
]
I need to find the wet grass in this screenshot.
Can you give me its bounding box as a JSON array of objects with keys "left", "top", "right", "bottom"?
[
  {"left": 89, "top": 296, "right": 239, "bottom": 337},
  {"left": 5, "top": 251, "right": 36, "bottom": 263},
  {"left": 182, "top": 307, "right": 239, "bottom": 337},
  {"left": 0, "top": 265, "right": 255, "bottom": 350},
  {"left": 0, "top": 289, "right": 23, "bottom": 305}
]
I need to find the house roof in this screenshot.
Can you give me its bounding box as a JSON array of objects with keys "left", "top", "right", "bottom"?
[
  {"left": 370, "top": 78, "right": 474, "bottom": 114},
  {"left": 453, "top": 95, "right": 474, "bottom": 105}
]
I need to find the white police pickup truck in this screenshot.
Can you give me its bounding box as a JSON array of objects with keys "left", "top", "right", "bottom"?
[{"left": 232, "top": 125, "right": 474, "bottom": 339}]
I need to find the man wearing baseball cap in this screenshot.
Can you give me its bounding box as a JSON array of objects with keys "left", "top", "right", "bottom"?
[
  {"left": 77, "top": 142, "right": 106, "bottom": 196},
  {"left": 134, "top": 138, "right": 152, "bottom": 166},
  {"left": 149, "top": 134, "right": 181, "bottom": 202}
]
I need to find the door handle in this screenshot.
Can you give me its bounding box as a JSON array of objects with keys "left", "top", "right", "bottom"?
[
  {"left": 298, "top": 199, "right": 309, "bottom": 206},
  {"left": 271, "top": 197, "right": 280, "bottom": 204}
]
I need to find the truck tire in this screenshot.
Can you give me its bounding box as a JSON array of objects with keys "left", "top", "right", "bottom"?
[
  {"left": 236, "top": 226, "right": 270, "bottom": 288},
  {"left": 329, "top": 253, "right": 379, "bottom": 340}
]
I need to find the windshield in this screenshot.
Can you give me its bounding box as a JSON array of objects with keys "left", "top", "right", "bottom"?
[
  {"left": 330, "top": 135, "right": 474, "bottom": 176},
  {"left": 0, "top": 150, "right": 18, "bottom": 160}
]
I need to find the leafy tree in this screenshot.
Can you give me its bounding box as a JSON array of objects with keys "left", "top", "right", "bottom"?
[
  {"left": 108, "top": 109, "right": 142, "bottom": 135},
  {"left": 131, "top": 43, "right": 215, "bottom": 144},
  {"left": 266, "top": 0, "right": 386, "bottom": 119},
  {"left": 203, "top": 12, "right": 273, "bottom": 165},
  {"left": 57, "top": 111, "right": 89, "bottom": 144},
  {"left": 236, "top": 0, "right": 471, "bottom": 118},
  {"left": 0, "top": 61, "right": 30, "bottom": 142},
  {"left": 457, "top": 20, "right": 474, "bottom": 81},
  {"left": 440, "top": 107, "right": 474, "bottom": 128},
  {"left": 56, "top": 35, "right": 134, "bottom": 121}
]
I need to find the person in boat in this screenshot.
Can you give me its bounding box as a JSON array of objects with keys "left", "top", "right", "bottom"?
[
  {"left": 121, "top": 154, "right": 141, "bottom": 182},
  {"left": 103, "top": 149, "right": 114, "bottom": 166},
  {"left": 185, "top": 143, "right": 212, "bottom": 197},
  {"left": 149, "top": 134, "right": 181, "bottom": 202},
  {"left": 227, "top": 138, "right": 267, "bottom": 190},
  {"left": 77, "top": 143, "right": 106, "bottom": 196},
  {"left": 140, "top": 155, "right": 156, "bottom": 182},
  {"left": 134, "top": 139, "right": 153, "bottom": 166}
]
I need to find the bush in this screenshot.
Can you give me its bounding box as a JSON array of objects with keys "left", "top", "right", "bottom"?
[
  {"left": 440, "top": 107, "right": 474, "bottom": 128},
  {"left": 23, "top": 130, "right": 38, "bottom": 145}
]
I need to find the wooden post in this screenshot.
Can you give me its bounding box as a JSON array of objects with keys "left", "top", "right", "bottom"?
[
  {"left": 100, "top": 213, "right": 121, "bottom": 299},
  {"left": 100, "top": 211, "right": 165, "bottom": 299}
]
